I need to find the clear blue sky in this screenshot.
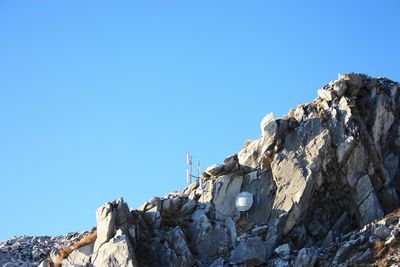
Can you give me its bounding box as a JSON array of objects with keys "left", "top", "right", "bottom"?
[{"left": 0, "top": 1, "right": 399, "bottom": 240}]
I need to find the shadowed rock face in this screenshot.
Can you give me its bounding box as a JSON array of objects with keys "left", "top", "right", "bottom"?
[{"left": 3, "top": 73, "right": 400, "bottom": 267}]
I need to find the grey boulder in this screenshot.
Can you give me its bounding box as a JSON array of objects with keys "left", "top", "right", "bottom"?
[
  {"left": 230, "top": 238, "right": 266, "bottom": 265},
  {"left": 91, "top": 230, "right": 138, "bottom": 267}
]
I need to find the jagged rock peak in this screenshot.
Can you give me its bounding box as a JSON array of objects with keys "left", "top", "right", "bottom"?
[{"left": 2, "top": 73, "right": 400, "bottom": 267}]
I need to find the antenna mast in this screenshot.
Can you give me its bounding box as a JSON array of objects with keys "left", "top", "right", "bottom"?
[
  {"left": 186, "top": 154, "right": 201, "bottom": 186},
  {"left": 186, "top": 153, "right": 193, "bottom": 183}
]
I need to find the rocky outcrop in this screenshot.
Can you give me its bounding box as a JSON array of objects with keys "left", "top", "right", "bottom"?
[
  {"left": 61, "top": 198, "right": 138, "bottom": 267},
  {"left": 91, "top": 230, "right": 136, "bottom": 267},
  {"left": 2, "top": 73, "right": 400, "bottom": 266}
]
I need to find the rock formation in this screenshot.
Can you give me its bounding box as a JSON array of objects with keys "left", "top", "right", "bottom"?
[{"left": 2, "top": 73, "right": 400, "bottom": 266}]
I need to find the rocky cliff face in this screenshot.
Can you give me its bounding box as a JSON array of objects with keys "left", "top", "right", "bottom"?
[{"left": 2, "top": 73, "right": 400, "bottom": 267}]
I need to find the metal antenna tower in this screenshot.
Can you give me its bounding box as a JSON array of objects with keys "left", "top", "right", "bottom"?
[{"left": 186, "top": 153, "right": 201, "bottom": 185}]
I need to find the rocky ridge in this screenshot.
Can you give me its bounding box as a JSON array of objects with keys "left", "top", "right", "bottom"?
[
  {"left": 0, "top": 232, "right": 89, "bottom": 267},
  {"left": 2, "top": 73, "right": 400, "bottom": 267}
]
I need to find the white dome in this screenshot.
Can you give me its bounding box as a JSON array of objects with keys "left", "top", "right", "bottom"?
[{"left": 235, "top": 192, "right": 253, "bottom": 212}]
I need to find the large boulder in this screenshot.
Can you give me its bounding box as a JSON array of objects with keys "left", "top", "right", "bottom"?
[
  {"left": 340, "top": 73, "right": 362, "bottom": 96},
  {"left": 94, "top": 198, "right": 134, "bottom": 253},
  {"left": 212, "top": 174, "right": 243, "bottom": 220},
  {"left": 352, "top": 175, "right": 384, "bottom": 224},
  {"left": 91, "top": 230, "right": 138, "bottom": 267},
  {"left": 332, "top": 79, "right": 347, "bottom": 97},
  {"left": 187, "top": 206, "right": 231, "bottom": 262},
  {"left": 238, "top": 171, "right": 275, "bottom": 226},
  {"left": 230, "top": 238, "right": 267, "bottom": 265},
  {"left": 271, "top": 122, "right": 333, "bottom": 235},
  {"left": 260, "top": 112, "right": 276, "bottom": 136},
  {"left": 317, "top": 88, "right": 333, "bottom": 101},
  {"left": 93, "top": 202, "right": 116, "bottom": 253},
  {"left": 164, "top": 227, "right": 195, "bottom": 267}
]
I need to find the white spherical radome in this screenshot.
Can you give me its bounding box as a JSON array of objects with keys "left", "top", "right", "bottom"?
[{"left": 235, "top": 192, "right": 253, "bottom": 212}]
